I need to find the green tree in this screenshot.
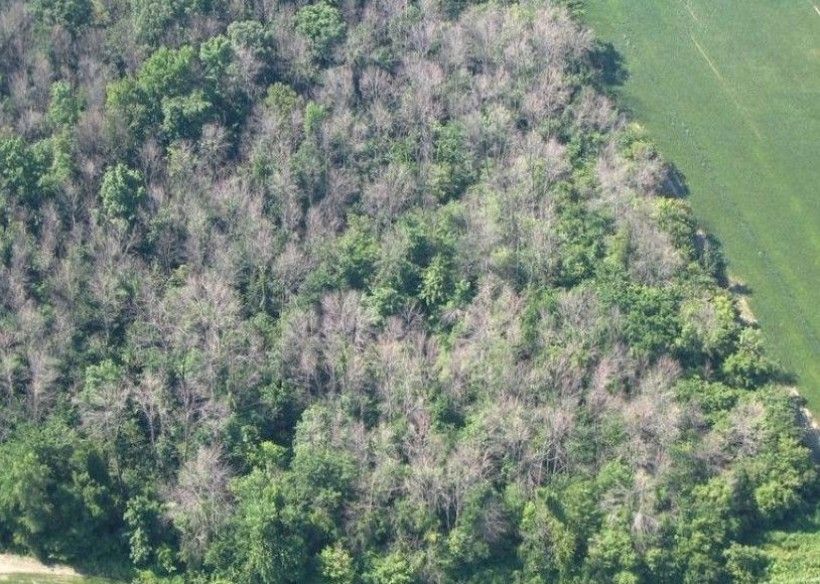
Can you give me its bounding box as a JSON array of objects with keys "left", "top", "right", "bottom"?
[
  {"left": 200, "top": 35, "right": 234, "bottom": 82},
  {"left": 419, "top": 253, "right": 451, "bottom": 308},
  {"left": 584, "top": 518, "right": 640, "bottom": 584},
  {"left": 100, "top": 163, "right": 146, "bottom": 223},
  {"left": 723, "top": 543, "right": 768, "bottom": 584},
  {"left": 34, "top": 0, "right": 93, "bottom": 30},
  {"left": 0, "top": 423, "right": 121, "bottom": 562},
  {"left": 365, "top": 552, "right": 414, "bottom": 584},
  {"left": 223, "top": 470, "right": 308, "bottom": 584},
  {"left": 722, "top": 328, "right": 778, "bottom": 388},
  {"left": 227, "top": 20, "right": 273, "bottom": 69},
  {"left": 137, "top": 46, "right": 197, "bottom": 104},
  {"left": 319, "top": 542, "right": 356, "bottom": 584},
  {"left": 161, "top": 90, "right": 213, "bottom": 141},
  {"left": 295, "top": 2, "right": 346, "bottom": 61},
  {"left": 107, "top": 45, "right": 199, "bottom": 144},
  {"left": 678, "top": 293, "right": 739, "bottom": 360},
  {"left": 48, "top": 81, "right": 82, "bottom": 128},
  {"left": 265, "top": 83, "right": 300, "bottom": 116},
  {"left": 0, "top": 136, "right": 41, "bottom": 205},
  {"left": 430, "top": 122, "right": 474, "bottom": 202},
  {"left": 124, "top": 495, "right": 169, "bottom": 568},
  {"left": 603, "top": 280, "right": 681, "bottom": 360},
  {"left": 674, "top": 475, "right": 752, "bottom": 583},
  {"left": 334, "top": 217, "right": 378, "bottom": 289}
]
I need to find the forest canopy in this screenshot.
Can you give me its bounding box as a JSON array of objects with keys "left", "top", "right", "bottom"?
[{"left": 0, "top": 0, "right": 816, "bottom": 583}]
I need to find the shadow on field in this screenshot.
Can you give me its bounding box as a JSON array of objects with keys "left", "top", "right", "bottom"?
[
  {"left": 590, "top": 41, "right": 629, "bottom": 87},
  {"left": 728, "top": 281, "right": 753, "bottom": 296},
  {"left": 662, "top": 163, "right": 690, "bottom": 197}
]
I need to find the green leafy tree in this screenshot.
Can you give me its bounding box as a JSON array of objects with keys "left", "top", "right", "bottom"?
[
  {"left": 161, "top": 90, "right": 213, "bottom": 141},
  {"left": 34, "top": 0, "right": 93, "bottom": 30},
  {"left": 124, "top": 495, "right": 170, "bottom": 568},
  {"left": 584, "top": 518, "right": 640, "bottom": 584},
  {"left": 222, "top": 470, "right": 308, "bottom": 584},
  {"left": 519, "top": 498, "right": 575, "bottom": 582},
  {"left": 200, "top": 35, "right": 234, "bottom": 82},
  {"left": 419, "top": 253, "right": 451, "bottom": 308},
  {"left": 303, "top": 101, "right": 328, "bottom": 135},
  {"left": 722, "top": 328, "right": 779, "bottom": 388},
  {"left": 100, "top": 163, "right": 146, "bottom": 223},
  {"left": 227, "top": 20, "right": 274, "bottom": 69},
  {"left": 0, "top": 136, "right": 42, "bottom": 205},
  {"left": 723, "top": 543, "right": 768, "bottom": 584},
  {"left": 603, "top": 280, "right": 681, "bottom": 360},
  {"left": 295, "top": 2, "right": 346, "bottom": 61},
  {"left": 334, "top": 217, "right": 379, "bottom": 289},
  {"left": 265, "top": 83, "right": 300, "bottom": 115},
  {"left": 365, "top": 552, "right": 415, "bottom": 584},
  {"left": 674, "top": 475, "right": 754, "bottom": 584},
  {"left": 137, "top": 46, "right": 197, "bottom": 104},
  {"left": 0, "top": 423, "right": 121, "bottom": 562},
  {"left": 48, "top": 81, "right": 82, "bottom": 128},
  {"left": 430, "top": 122, "right": 474, "bottom": 202},
  {"left": 107, "top": 46, "right": 199, "bottom": 144},
  {"left": 319, "top": 542, "right": 356, "bottom": 584},
  {"left": 678, "top": 293, "right": 739, "bottom": 360}
]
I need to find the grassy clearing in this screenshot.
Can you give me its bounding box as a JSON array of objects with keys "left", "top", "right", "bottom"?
[
  {"left": 583, "top": 0, "right": 820, "bottom": 413},
  {"left": 0, "top": 577, "right": 115, "bottom": 584},
  {"left": 0, "top": 554, "right": 123, "bottom": 584}
]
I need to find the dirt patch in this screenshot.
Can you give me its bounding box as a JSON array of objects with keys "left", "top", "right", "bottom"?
[
  {"left": 728, "top": 276, "right": 757, "bottom": 323},
  {"left": 735, "top": 295, "right": 757, "bottom": 325},
  {"left": 0, "top": 555, "right": 79, "bottom": 577},
  {"left": 787, "top": 387, "right": 820, "bottom": 461}
]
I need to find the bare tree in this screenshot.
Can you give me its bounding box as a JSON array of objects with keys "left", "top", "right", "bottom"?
[{"left": 167, "top": 444, "right": 232, "bottom": 566}]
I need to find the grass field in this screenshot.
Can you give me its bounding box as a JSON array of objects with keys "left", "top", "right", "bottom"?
[{"left": 583, "top": 0, "right": 820, "bottom": 413}]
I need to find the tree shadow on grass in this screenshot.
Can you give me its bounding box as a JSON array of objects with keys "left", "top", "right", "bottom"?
[
  {"left": 590, "top": 40, "right": 630, "bottom": 88},
  {"left": 661, "top": 162, "right": 690, "bottom": 198},
  {"left": 727, "top": 280, "right": 753, "bottom": 296}
]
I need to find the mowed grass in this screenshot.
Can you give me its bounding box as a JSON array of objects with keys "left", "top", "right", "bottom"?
[
  {"left": 0, "top": 577, "right": 115, "bottom": 584},
  {"left": 583, "top": 0, "right": 820, "bottom": 413}
]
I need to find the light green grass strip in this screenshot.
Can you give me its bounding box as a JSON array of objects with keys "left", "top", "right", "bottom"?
[{"left": 0, "top": 577, "right": 114, "bottom": 584}]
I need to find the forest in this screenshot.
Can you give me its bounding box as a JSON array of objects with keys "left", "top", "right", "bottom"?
[{"left": 0, "top": 0, "right": 816, "bottom": 582}]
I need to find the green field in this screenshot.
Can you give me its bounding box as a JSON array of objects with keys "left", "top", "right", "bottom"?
[{"left": 583, "top": 0, "right": 820, "bottom": 413}]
